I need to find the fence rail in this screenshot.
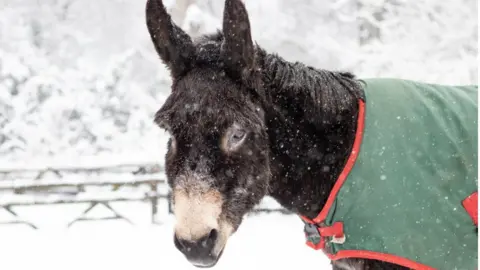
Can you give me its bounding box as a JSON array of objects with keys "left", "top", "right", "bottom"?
[
  {"left": 0, "top": 173, "right": 166, "bottom": 190},
  {"left": 0, "top": 159, "right": 162, "bottom": 173},
  {"left": 0, "top": 160, "right": 290, "bottom": 229}
]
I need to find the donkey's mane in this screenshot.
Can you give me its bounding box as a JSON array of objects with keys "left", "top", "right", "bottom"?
[
  {"left": 262, "top": 52, "right": 364, "bottom": 114},
  {"left": 193, "top": 31, "right": 364, "bottom": 127},
  {"left": 192, "top": 31, "right": 225, "bottom": 68}
]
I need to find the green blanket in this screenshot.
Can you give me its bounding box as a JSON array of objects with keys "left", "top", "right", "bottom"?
[{"left": 323, "top": 78, "right": 478, "bottom": 269}]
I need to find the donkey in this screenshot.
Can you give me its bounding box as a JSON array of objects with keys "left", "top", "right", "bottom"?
[{"left": 145, "top": 0, "right": 478, "bottom": 269}]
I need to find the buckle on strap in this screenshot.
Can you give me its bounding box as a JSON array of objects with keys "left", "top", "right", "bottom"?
[
  {"left": 304, "top": 223, "right": 325, "bottom": 250},
  {"left": 304, "top": 221, "right": 345, "bottom": 250}
]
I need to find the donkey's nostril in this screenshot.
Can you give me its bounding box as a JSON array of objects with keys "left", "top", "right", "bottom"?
[
  {"left": 208, "top": 229, "right": 218, "bottom": 243},
  {"left": 200, "top": 229, "right": 218, "bottom": 249},
  {"left": 174, "top": 229, "right": 219, "bottom": 261}
]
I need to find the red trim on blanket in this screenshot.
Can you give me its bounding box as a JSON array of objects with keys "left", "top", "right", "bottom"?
[
  {"left": 326, "top": 250, "right": 436, "bottom": 270},
  {"left": 462, "top": 191, "right": 478, "bottom": 226},
  {"left": 310, "top": 99, "right": 366, "bottom": 224}
]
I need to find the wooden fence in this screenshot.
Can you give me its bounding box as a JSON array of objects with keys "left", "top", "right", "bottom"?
[{"left": 0, "top": 160, "right": 289, "bottom": 229}]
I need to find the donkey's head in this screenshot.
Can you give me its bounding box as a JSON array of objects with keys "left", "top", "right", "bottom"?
[{"left": 146, "top": 0, "right": 270, "bottom": 267}]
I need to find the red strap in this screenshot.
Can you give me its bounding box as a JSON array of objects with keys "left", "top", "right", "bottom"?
[
  {"left": 318, "top": 222, "right": 344, "bottom": 238},
  {"left": 304, "top": 222, "right": 344, "bottom": 251},
  {"left": 462, "top": 191, "right": 478, "bottom": 226}
]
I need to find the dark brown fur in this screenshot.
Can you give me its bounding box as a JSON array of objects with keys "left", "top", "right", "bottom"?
[{"left": 146, "top": 0, "right": 407, "bottom": 269}]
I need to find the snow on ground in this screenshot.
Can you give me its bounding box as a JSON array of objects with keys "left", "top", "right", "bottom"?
[{"left": 0, "top": 204, "right": 331, "bottom": 270}]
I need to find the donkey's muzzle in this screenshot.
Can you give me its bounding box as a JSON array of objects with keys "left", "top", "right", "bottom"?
[{"left": 174, "top": 229, "right": 220, "bottom": 268}]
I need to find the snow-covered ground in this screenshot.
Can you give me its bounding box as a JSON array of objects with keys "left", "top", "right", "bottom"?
[
  {"left": 0, "top": 157, "right": 321, "bottom": 269},
  {"left": 0, "top": 208, "right": 330, "bottom": 270}
]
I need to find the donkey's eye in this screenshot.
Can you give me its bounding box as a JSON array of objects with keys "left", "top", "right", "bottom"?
[
  {"left": 231, "top": 129, "right": 246, "bottom": 142},
  {"left": 223, "top": 125, "right": 247, "bottom": 153}
]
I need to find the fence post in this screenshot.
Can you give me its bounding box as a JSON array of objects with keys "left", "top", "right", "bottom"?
[
  {"left": 150, "top": 183, "right": 158, "bottom": 224},
  {"left": 167, "top": 191, "right": 173, "bottom": 214}
]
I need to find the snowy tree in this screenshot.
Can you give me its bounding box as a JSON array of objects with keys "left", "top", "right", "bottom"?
[{"left": 0, "top": 0, "right": 476, "bottom": 162}]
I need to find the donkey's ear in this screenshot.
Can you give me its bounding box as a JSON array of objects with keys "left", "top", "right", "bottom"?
[
  {"left": 146, "top": 0, "right": 195, "bottom": 78},
  {"left": 221, "top": 0, "right": 255, "bottom": 81}
]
